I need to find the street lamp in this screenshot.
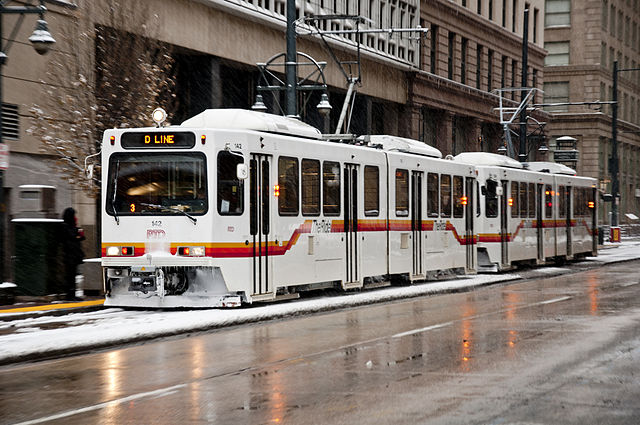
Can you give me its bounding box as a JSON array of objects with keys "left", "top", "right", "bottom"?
[{"left": 0, "top": 1, "right": 57, "bottom": 281}]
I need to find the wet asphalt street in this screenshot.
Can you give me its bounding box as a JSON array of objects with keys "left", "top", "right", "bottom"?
[{"left": 1, "top": 260, "right": 639, "bottom": 425}]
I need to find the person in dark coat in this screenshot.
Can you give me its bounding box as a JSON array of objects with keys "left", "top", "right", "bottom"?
[{"left": 61, "top": 207, "right": 85, "bottom": 301}]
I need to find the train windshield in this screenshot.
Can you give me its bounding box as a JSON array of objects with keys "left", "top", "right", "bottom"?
[{"left": 106, "top": 152, "right": 207, "bottom": 216}]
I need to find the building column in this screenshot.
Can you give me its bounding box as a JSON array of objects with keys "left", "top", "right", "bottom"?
[{"left": 437, "top": 111, "right": 454, "bottom": 155}]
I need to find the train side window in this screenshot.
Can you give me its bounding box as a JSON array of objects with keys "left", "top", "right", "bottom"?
[
  {"left": 440, "top": 174, "right": 451, "bottom": 218},
  {"left": 278, "top": 156, "right": 299, "bottom": 216},
  {"left": 364, "top": 165, "right": 379, "bottom": 216},
  {"left": 323, "top": 161, "right": 341, "bottom": 216},
  {"left": 395, "top": 169, "right": 409, "bottom": 216},
  {"left": 558, "top": 185, "right": 566, "bottom": 218},
  {"left": 519, "top": 181, "right": 527, "bottom": 217},
  {"left": 545, "top": 184, "right": 553, "bottom": 218},
  {"left": 427, "top": 173, "right": 439, "bottom": 217},
  {"left": 301, "top": 159, "right": 320, "bottom": 216},
  {"left": 485, "top": 179, "right": 498, "bottom": 218},
  {"left": 574, "top": 188, "right": 580, "bottom": 216},
  {"left": 453, "top": 175, "right": 464, "bottom": 218},
  {"left": 528, "top": 183, "right": 536, "bottom": 217},
  {"left": 217, "top": 151, "right": 244, "bottom": 215},
  {"left": 511, "top": 182, "right": 519, "bottom": 217}
]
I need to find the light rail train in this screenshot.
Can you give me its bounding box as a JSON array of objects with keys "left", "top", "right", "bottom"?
[{"left": 100, "top": 109, "right": 597, "bottom": 308}]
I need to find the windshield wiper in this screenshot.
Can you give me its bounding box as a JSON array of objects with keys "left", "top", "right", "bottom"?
[
  {"left": 140, "top": 202, "right": 198, "bottom": 225},
  {"left": 112, "top": 161, "right": 120, "bottom": 225}
]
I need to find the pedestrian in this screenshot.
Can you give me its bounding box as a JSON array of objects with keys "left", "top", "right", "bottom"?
[{"left": 61, "top": 207, "right": 85, "bottom": 301}]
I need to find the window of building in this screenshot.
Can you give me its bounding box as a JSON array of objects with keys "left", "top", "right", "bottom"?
[
  {"left": 501, "top": 55, "right": 507, "bottom": 89},
  {"left": 301, "top": 159, "right": 320, "bottom": 216},
  {"left": 533, "top": 8, "right": 539, "bottom": 43},
  {"left": 217, "top": 151, "right": 244, "bottom": 216},
  {"left": 430, "top": 24, "right": 438, "bottom": 74},
  {"left": 544, "top": 41, "right": 570, "bottom": 66},
  {"left": 511, "top": 59, "right": 517, "bottom": 98},
  {"left": 477, "top": 0, "right": 482, "bottom": 14},
  {"left": 602, "top": 0, "right": 607, "bottom": 30},
  {"left": 476, "top": 43, "right": 483, "bottom": 89},
  {"left": 610, "top": 6, "right": 615, "bottom": 36},
  {"left": 364, "top": 165, "right": 379, "bottom": 216},
  {"left": 1, "top": 103, "right": 19, "bottom": 140},
  {"left": 512, "top": 0, "right": 517, "bottom": 32},
  {"left": 395, "top": 169, "right": 409, "bottom": 216},
  {"left": 489, "top": 0, "right": 493, "bottom": 20},
  {"left": 543, "top": 81, "right": 569, "bottom": 112},
  {"left": 322, "top": 161, "right": 340, "bottom": 216},
  {"left": 448, "top": 31, "right": 456, "bottom": 80},
  {"left": 488, "top": 49, "right": 494, "bottom": 91},
  {"left": 278, "top": 156, "right": 299, "bottom": 216},
  {"left": 427, "top": 172, "right": 439, "bottom": 217},
  {"left": 461, "top": 37, "right": 468, "bottom": 85},
  {"left": 502, "top": 0, "right": 507, "bottom": 27},
  {"left": 545, "top": 0, "right": 570, "bottom": 27}
]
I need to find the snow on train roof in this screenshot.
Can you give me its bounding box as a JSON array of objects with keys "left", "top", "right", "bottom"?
[
  {"left": 454, "top": 152, "right": 524, "bottom": 169},
  {"left": 367, "top": 135, "right": 442, "bottom": 158},
  {"left": 180, "top": 109, "right": 322, "bottom": 139},
  {"left": 526, "top": 162, "right": 576, "bottom": 175}
]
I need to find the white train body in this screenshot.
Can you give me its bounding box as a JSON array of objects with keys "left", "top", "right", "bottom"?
[
  {"left": 101, "top": 109, "right": 597, "bottom": 308},
  {"left": 454, "top": 153, "right": 597, "bottom": 271}
]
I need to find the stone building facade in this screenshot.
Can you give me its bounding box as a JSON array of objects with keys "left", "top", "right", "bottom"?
[
  {"left": 543, "top": 0, "right": 640, "bottom": 224},
  {"left": 0, "top": 0, "right": 544, "bottom": 279}
]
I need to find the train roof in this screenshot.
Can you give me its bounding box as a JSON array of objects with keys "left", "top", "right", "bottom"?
[
  {"left": 179, "top": 109, "right": 322, "bottom": 139},
  {"left": 365, "top": 135, "right": 442, "bottom": 158},
  {"left": 454, "top": 152, "right": 524, "bottom": 169},
  {"left": 526, "top": 162, "right": 576, "bottom": 175}
]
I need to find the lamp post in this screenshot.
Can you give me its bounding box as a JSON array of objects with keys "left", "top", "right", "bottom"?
[
  {"left": 0, "top": 1, "right": 56, "bottom": 281},
  {"left": 610, "top": 61, "right": 640, "bottom": 228}
]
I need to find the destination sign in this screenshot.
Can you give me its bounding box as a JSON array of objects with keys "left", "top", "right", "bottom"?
[{"left": 121, "top": 132, "right": 195, "bottom": 149}]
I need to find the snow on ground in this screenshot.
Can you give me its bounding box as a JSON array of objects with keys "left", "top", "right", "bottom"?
[{"left": 1, "top": 240, "right": 640, "bottom": 364}]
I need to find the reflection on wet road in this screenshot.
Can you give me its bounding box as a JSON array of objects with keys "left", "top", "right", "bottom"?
[{"left": 1, "top": 261, "right": 640, "bottom": 424}]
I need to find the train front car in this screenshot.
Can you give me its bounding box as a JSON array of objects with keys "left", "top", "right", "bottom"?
[{"left": 100, "top": 109, "right": 319, "bottom": 308}]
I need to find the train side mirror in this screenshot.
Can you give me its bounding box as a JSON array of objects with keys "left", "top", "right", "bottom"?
[
  {"left": 480, "top": 186, "right": 486, "bottom": 195},
  {"left": 237, "top": 163, "right": 248, "bottom": 180}
]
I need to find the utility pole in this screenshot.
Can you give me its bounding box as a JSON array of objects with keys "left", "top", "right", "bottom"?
[
  {"left": 518, "top": 8, "right": 529, "bottom": 163},
  {"left": 611, "top": 60, "right": 619, "bottom": 227},
  {"left": 285, "top": 0, "right": 297, "bottom": 117}
]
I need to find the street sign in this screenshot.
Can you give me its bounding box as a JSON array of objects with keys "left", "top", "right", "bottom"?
[
  {"left": 554, "top": 149, "right": 579, "bottom": 162},
  {"left": 0, "top": 143, "right": 9, "bottom": 171}
]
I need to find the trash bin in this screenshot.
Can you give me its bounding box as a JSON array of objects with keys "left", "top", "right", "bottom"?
[
  {"left": 12, "top": 218, "right": 64, "bottom": 296},
  {"left": 610, "top": 226, "right": 621, "bottom": 243},
  {"left": 598, "top": 226, "right": 605, "bottom": 245}
]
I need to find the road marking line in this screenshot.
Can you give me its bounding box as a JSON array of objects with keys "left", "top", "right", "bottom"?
[
  {"left": 392, "top": 322, "right": 453, "bottom": 338},
  {"left": 12, "top": 383, "right": 188, "bottom": 425},
  {"left": 621, "top": 281, "right": 639, "bottom": 287},
  {"left": 537, "top": 296, "right": 572, "bottom": 305}
]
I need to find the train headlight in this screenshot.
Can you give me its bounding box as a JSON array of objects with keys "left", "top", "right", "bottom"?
[
  {"left": 178, "top": 246, "right": 205, "bottom": 257},
  {"left": 106, "top": 246, "right": 120, "bottom": 256},
  {"left": 152, "top": 107, "right": 167, "bottom": 127},
  {"left": 106, "top": 246, "right": 135, "bottom": 256}
]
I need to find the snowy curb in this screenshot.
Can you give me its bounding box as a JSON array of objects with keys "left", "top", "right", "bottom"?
[{"left": 0, "top": 274, "right": 519, "bottom": 365}]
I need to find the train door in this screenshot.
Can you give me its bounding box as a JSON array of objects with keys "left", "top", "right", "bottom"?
[
  {"left": 465, "top": 177, "right": 476, "bottom": 271},
  {"left": 250, "top": 154, "right": 273, "bottom": 297},
  {"left": 566, "top": 186, "right": 572, "bottom": 257},
  {"left": 411, "top": 171, "right": 424, "bottom": 277},
  {"left": 536, "top": 183, "right": 544, "bottom": 261},
  {"left": 343, "top": 164, "right": 360, "bottom": 286},
  {"left": 500, "top": 180, "right": 509, "bottom": 266}
]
